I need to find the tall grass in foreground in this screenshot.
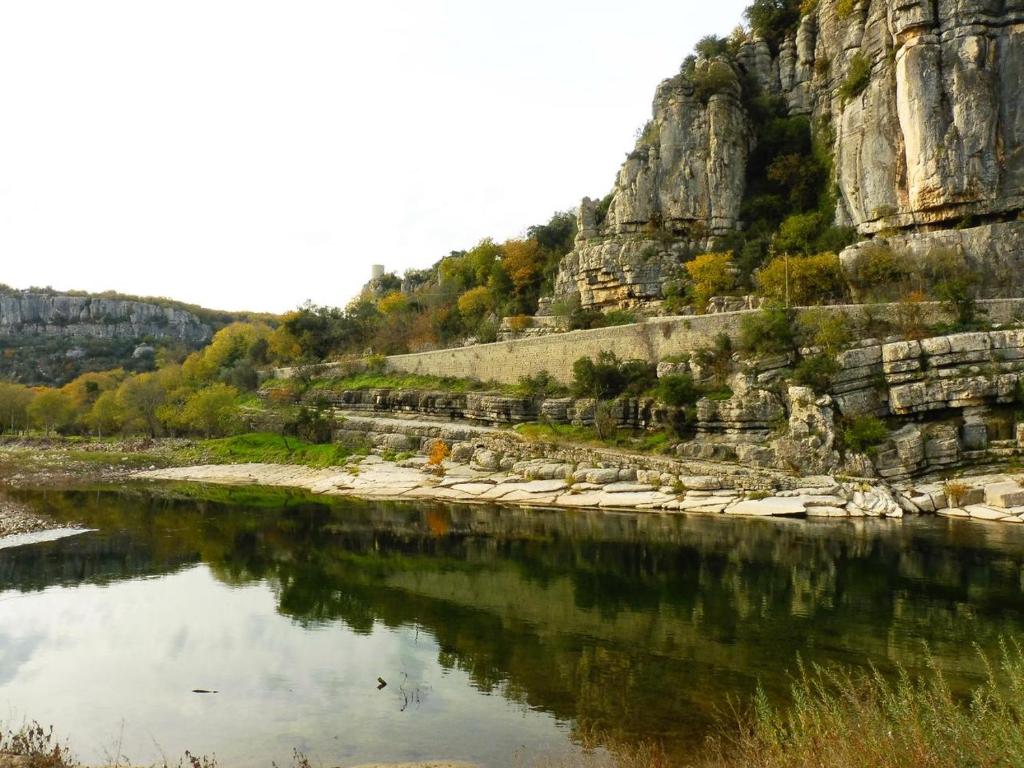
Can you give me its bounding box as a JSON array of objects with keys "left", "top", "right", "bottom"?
[
  {"left": 699, "top": 641, "right": 1024, "bottom": 768},
  {"left": 529, "top": 642, "right": 1024, "bottom": 768}
]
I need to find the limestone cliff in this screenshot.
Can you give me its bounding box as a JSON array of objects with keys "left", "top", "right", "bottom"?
[
  {"left": 555, "top": 0, "right": 1024, "bottom": 309},
  {"left": 0, "top": 293, "right": 211, "bottom": 344},
  {"left": 0, "top": 291, "right": 213, "bottom": 384}
]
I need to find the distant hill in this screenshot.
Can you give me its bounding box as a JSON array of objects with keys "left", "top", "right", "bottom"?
[{"left": 0, "top": 286, "right": 276, "bottom": 385}]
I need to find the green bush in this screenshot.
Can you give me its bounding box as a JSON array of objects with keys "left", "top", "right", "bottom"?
[
  {"left": 839, "top": 53, "right": 872, "bottom": 101},
  {"left": 846, "top": 244, "right": 910, "bottom": 301},
  {"left": 693, "top": 333, "right": 736, "bottom": 386},
  {"left": 655, "top": 374, "right": 703, "bottom": 407},
  {"left": 757, "top": 252, "right": 849, "bottom": 306},
  {"left": 739, "top": 307, "right": 797, "bottom": 356},
  {"left": 843, "top": 414, "right": 889, "bottom": 453},
  {"left": 602, "top": 309, "right": 639, "bottom": 327},
  {"left": 571, "top": 352, "right": 657, "bottom": 400},
  {"left": 285, "top": 397, "right": 335, "bottom": 444},
  {"left": 516, "top": 370, "right": 562, "bottom": 398},
  {"left": 692, "top": 60, "right": 738, "bottom": 103},
  {"left": 797, "top": 309, "right": 852, "bottom": 355},
  {"left": 774, "top": 212, "right": 827, "bottom": 255},
  {"left": 744, "top": 0, "right": 802, "bottom": 48},
  {"left": 792, "top": 354, "right": 840, "bottom": 392},
  {"left": 593, "top": 401, "right": 619, "bottom": 440}
]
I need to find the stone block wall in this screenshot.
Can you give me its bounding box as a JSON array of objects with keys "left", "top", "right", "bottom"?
[{"left": 383, "top": 300, "right": 1024, "bottom": 385}]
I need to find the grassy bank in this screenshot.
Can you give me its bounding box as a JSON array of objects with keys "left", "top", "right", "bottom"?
[
  {"left": 514, "top": 423, "right": 674, "bottom": 455},
  {"left": 180, "top": 432, "right": 362, "bottom": 468},
  {"left": 303, "top": 371, "right": 499, "bottom": 393}
]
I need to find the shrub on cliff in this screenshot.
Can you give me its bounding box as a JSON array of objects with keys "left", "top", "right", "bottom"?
[
  {"left": 756, "top": 252, "right": 848, "bottom": 306},
  {"left": 842, "top": 414, "right": 889, "bottom": 454},
  {"left": 656, "top": 374, "right": 703, "bottom": 407},
  {"left": 792, "top": 354, "right": 840, "bottom": 393},
  {"left": 839, "top": 52, "right": 872, "bottom": 101},
  {"left": 692, "top": 60, "right": 739, "bottom": 103},
  {"left": 744, "top": 0, "right": 802, "bottom": 49},
  {"left": 797, "top": 308, "right": 852, "bottom": 355},
  {"left": 845, "top": 244, "right": 911, "bottom": 301},
  {"left": 516, "top": 371, "right": 562, "bottom": 399},
  {"left": 572, "top": 352, "right": 657, "bottom": 400},
  {"left": 739, "top": 307, "right": 796, "bottom": 356},
  {"left": 685, "top": 252, "right": 738, "bottom": 312}
]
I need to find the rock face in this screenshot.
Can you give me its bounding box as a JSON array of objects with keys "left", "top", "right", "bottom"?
[
  {"left": 553, "top": 0, "right": 1024, "bottom": 310},
  {"left": 0, "top": 291, "right": 214, "bottom": 384},
  {"left": 0, "top": 292, "right": 211, "bottom": 344}
]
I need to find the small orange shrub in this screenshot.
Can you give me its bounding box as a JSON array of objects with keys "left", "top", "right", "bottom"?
[{"left": 427, "top": 441, "right": 450, "bottom": 466}]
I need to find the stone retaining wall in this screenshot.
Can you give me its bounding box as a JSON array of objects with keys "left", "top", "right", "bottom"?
[{"left": 382, "top": 300, "right": 1024, "bottom": 385}]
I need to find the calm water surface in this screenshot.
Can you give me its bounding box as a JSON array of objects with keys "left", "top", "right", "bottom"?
[{"left": 2, "top": 485, "right": 1024, "bottom": 766}]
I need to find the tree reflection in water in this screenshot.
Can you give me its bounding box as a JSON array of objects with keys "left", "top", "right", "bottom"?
[{"left": 7, "top": 483, "right": 1024, "bottom": 756}]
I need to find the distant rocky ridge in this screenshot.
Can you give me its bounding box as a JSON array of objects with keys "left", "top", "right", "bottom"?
[
  {"left": 0, "top": 290, "right": 215, "bottom": 384},
  {"left": 555, "top": 0, "right": 1024, "bottom": 309},
  {"left": 0, "top": 292, "right": 212, "bottom": 344}
]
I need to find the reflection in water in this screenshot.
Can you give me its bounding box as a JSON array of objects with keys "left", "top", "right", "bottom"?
[{"left": 2, "top": 485, "right": 1024, "bottom": 766}]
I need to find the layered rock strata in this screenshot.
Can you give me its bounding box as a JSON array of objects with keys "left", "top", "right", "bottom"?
[
  {"left": 0, "top": 293, "right": 211, "bottom": 344},
  {"left": 553, "top": 0, "right": 1024, "bottom": 310}
]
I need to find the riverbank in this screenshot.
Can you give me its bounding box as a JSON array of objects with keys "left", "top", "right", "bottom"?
[
  {"left": 134, "top": 453, "right": 1024, "bottom": 524},
  {"left": 135, "top": 455, "right": 887, "bottom": 518},
  {"left": 9, "top": 434, "right": 1024, "bottom": 528},
  {"left": 0, "top": 493, "right": 54, "bottom": 538}
]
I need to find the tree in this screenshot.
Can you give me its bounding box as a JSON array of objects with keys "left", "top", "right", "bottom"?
[
  {"left": 0, "top": 382, "right": 34, "bottom": 434},
  {"left": 685, "top": 252, "right": 738, "bottom": 311},
  {"left": 86, "top": 390, "right": 123, "bottom": 437},
  {"left": 180, "top": 384, "right": 240, "bottom": 438},
  {"left": 774, "top": 212, "right": 827, "bottom": 255},
  {"left": 183, "top": 322, "right": 271, "bottom": 385},
  {"left": 744, "top": 0, "right": 802, "bottom": 49},
  {"left": 27, "top": 389, "right": 74, "bottom": 434},
  {"left": 117, "top": 371, "right": 171, "bottom": 436},
  {"left": 457, "top": 286, "right": 494, "bottom": 325},
  {"left": 756, "top": 252, "right": 848, "bottom": 306},
  {"left": 502, "top": 239, "right": 543, "bottom": 301},
  {"left": 377, "top": 291, "right": 408, "bottom": 315}
]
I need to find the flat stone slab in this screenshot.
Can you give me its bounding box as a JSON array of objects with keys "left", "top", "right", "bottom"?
[
  {"left": 599, "top": 491, "right": 675, "bottom": 508},
  {"left": 806, "top": 506, "right": 849, "bottom": 517},
  {"left": 479, "top": 484, "right": 521, "bottom": 500},
  {"left": 448, "top": 483, "right": 497, "bottom": 496},
  {"left": 603, "top": 482, "right": 656, "bottom": 493},
  {"left": 512, "top": 479, "right": 568, "bottom": 494},
  {"left": 798, "top": 495, "right": 848, "bottom": 508},
  {"left": 727, "top": 497, "right": 808, "bottom": 517},
  {"left": 965, "top": 504, "right": 1013, "bottom": 521},
  {"left": 499, "top": 490, "right": 558, "bottom": 505},
  {"left": 554, "top": 492, "right": 606, "bottom": 507},
  {"left": 677, "top": 476, "right": 721, "bottom": 490},
  {"left": 677, "top": 497, "right": 735, "bottom": 510},
  {"left": 985, "top": 481, "right": 1024, "bottom": 508},
  {"left": 685, "top": 503, "right": 728, "bottom": 514}
]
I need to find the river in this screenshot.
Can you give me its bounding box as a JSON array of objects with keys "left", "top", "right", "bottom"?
[{"left": 1, "top": 484, "right": 1024, "bottom": 766}]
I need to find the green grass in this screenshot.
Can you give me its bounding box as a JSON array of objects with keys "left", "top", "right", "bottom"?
[
  {"left": 514, "top": 423, "right": 676, "bottom": 454},
  {"left": 701, "top": 641, "right": 1024, "bottom": 768},
  {"left": 186, "top": 433, "right": 362, "bottom": 468},
  {"left": 304, "top": 372, "right": 497, "bottom": 393}
]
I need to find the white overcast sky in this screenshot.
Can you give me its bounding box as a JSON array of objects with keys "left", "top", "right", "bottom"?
[{"left": 0, "top": 1, "right": 748, "bottom": 314}]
